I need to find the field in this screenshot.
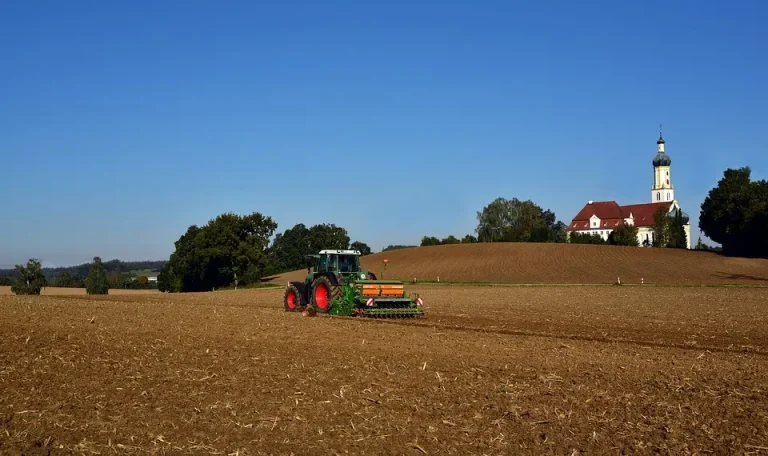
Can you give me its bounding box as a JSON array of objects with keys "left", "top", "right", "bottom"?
[
  {"left": 2, "top": 283, "right": 768, "bottom": 455},
  {"left": 269, "top": 244, "right": 768, "bottom": 286}
]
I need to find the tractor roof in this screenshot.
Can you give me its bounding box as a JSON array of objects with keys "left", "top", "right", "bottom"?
[{"left": 319, "top": 249, "right": 361, "bottom": 255}]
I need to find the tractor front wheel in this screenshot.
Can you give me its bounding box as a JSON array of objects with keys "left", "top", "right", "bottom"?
[
  {"left": 310, "top": 276, "right": 340, "bottom": 313},
  {"left": 283, "top": 283, "right": 304, "bottom": 312}
]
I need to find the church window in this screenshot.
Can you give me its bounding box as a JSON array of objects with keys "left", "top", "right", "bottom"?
[
  {"left": 657, "top": 192, "right": 661, "bottom": 201},
  {"left": 667, "top": 192, "right": 671, "bottom": 200}
]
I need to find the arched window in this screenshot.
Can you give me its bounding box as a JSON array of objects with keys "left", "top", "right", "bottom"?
[
  {"left": 657, "top": 192, "right": 661, "bottom": 201},
  {"left": 667, "top": 192, "right": 671, "bottom": 200}
]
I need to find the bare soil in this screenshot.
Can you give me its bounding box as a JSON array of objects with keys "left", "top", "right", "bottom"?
[
  {"left": 269, "top": 243, "right": 768, "bottom": 285},
  {"left": 2, "top": 285, "right": 768, "bottom": 455}
]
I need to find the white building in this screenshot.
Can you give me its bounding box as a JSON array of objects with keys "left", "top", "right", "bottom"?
[{"left": 567, "top": 129, "right": 691, "bottom": 248}]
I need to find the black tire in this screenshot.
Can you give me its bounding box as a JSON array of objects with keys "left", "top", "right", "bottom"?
[
  {"left": 283, "top": 283, "right": 304, "bottom": 312},
  {"left": 310, "top": 276, "right": 341, "bottom": 313}
]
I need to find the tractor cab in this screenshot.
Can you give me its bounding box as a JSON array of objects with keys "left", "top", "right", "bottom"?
[{"left": 307, "top": 249, "right": 371, "bottom": 282}]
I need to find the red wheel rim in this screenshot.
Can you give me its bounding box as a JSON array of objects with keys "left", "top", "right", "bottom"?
[
  {"left": 314, "top": 283, "right": 329, "bottom": 309},
  {"left": 286, "top": 291, "right": 296, "bottom": 309}
]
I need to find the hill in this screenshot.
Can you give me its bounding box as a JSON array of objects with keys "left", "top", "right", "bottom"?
[
  {"left": 265, "top": 243, "right": 768, "bottom": 285},
  {"left": 0, "top": 259, "right": 166, "bottom": 281}
]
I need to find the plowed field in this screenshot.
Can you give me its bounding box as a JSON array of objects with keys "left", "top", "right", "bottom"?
[
  {"left": 2, "top": 285, "right": 768, "bottom": 455},
  {"left": 269, "top": 244, "right": 768, "bottom": 285}
]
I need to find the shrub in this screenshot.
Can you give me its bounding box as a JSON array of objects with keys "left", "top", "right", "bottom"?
[
  {"left": 85, "top": 256, "right": 110, "bottom": 295},
  {"left": 11, "top": 259, "right": 47, "bottom": 295}
]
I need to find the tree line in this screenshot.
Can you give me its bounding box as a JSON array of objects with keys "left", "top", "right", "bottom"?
[
  {"left": 8, "top": 257, "right": 113, "bottom": 296},
  {"left": 156, "top": 214, "right": 374, "bottom": 293}
]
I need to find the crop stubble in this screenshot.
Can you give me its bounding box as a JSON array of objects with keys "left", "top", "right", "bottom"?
[{"left": 1, "top": 285, "right": 767, "bottom": 455}]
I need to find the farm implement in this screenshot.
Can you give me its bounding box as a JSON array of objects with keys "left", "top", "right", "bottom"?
[{"left": 283, "top": 249, "right": 424, "bottom": 318}]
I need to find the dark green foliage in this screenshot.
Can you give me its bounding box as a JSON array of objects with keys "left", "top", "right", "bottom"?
[
  {"left": 350, "top": 241, "right": 372, "bottom": 255},
  {"left": 159, "top": 212, "right": 278, "bottom": 292},
  {"left": 85, "top": 256, "right": 109, "bottom": 295},
  {"left": 0, "top": 259, "right": 167, "bottom": 283},
  {"left": 476, "top": 197, "right": 565, "bottom": 243},
  {"left": 609, "top": 224, "right": 639, "bottom": 246},
  {"left": 382, "top": 245, "right": 417, "bottom": 252},
  {"left": 441, "top": 235, "right": 460, "bottom": 245},
  {"left": 420, "top": 236, "right": 441, "bottom": 246},
  {"left": 11, "top": 259, "right": 47, "bottom": 295},
  {"left": 264, "top": 223, "right": 352, "bottom": 276},
  {"left": 652, "top": 207, "right": 669, "bottom": 248},
  {"left": 0, "top": 277, "right": 12, "bottom": 286},
  {"left": 462, "top": 234, "right": 478, "bottom": 244},
  {"left": 54, "top": 271, "right": 74, "bottom": 287},
  {"left": 667, "top": 209, "right": 688, "bottom": 249},
  {"left": 568, "top": 232, "right": 608, "bottom": 245},
  {"left": 700, "top": 166, "right": 768, "bottom": 258}
]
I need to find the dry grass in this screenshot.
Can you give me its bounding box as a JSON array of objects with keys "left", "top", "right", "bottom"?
[{"left": 1, "top": 285, "right": 768, "bottom": 454}]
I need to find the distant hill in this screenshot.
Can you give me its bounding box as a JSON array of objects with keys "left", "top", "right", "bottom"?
[
  {"left": 0, "top": 259, "right": 167, "bottom": 280},
  {"left": 265, "top": 243, "right": 768, "bottom": 285}
]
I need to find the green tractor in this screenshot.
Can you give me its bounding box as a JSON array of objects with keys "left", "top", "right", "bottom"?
[{"left": 283, "top": 249, "right": 424, "bottom": 318}]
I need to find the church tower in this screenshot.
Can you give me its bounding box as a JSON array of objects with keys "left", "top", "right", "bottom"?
[{"left": 651, "top": 125, "right": 674, "bottom": 203}]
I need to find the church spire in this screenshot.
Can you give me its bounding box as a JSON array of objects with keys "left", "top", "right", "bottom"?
[{"left": 657, "top": 123, "right": 665, "bottom": 144}]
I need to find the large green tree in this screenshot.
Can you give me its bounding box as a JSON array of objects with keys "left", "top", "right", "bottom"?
[
  {"left": 86, "top": 256, "right": 110, "bottom": 295},
  {"left": 700, "top": 167, "right": 768, "bottom": 257},
  {"left": 264, "top": 223, "right": 353, "bottom": 275},
  {"left": 652, "top": 207, "right": 669, "bottom": 248},
  {"left": 350, "top": 241, "right": 372, "bottom": 255},
  {"left": 421, "top": 236, "right": 441, "bottom": 246},
  {"left": 11, "top": 259, "right": 47, "bottom": 295},
  {"left": 159, "top": 212, "right": 278, "bottom": 292},
  {"left": 609, "top": 224, "right": 639, "bottom": 246},
  {"left": 476, "top": 197, "right": 565, "bottom": 243},
  {"left": 666, "top": 209, "right": 688, "bottom": 249}
]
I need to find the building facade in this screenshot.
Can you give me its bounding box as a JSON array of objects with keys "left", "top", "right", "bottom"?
[{"left": 567, "top": 130, "right": 691, "bottom": 248}]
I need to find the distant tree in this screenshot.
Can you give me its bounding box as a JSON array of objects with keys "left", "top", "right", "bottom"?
[
  {"left": 476, "top": 197, "right": 565, "bottom": 243},
  {"left": 700, "top": 166, "right": 768, "bottom": 257},
  {"left": 11, "top": 259, "right": 47, "bottom": 295},
  {"left": 652, "top": 207, "right": 669, "bottom": 248},
  {"left": 382, "top": 245, "right": 417, "bottom": 252},
  {"left": 159, "top": 212, "right": 278, "bottom": 292},
  {"left": 421, "top": 236, "right": 441, "bottom": 246},
  {"left": 609, "top": 224, "right": 639, "bottom": 247},
  {"left": 568, "top": 232, "right": 607, "bottom": 245},
  {"left": 0, "top": 277, "right": 13, "bottom": 286},
  {"left": 666, "top": 208, "right": 688, "bottom": 249},
  {"left": 85, "top": 256, "right": 110, "bottom": 295},
  {"left": 350, "top": 241, "right": 372, "bottom": 255},
  {"left": 107, "top": 271, "right": 124, "bottom": 289},
  {"left": 136, "top": 276, "right": 149, "bottom": 286},
  {"left": 53, "top": 271, "right": 74, "bottom": 287},
  {"left": 308, "top": 223, "right": 350, "bottom": 252},
  {"left": 441, "top": 235, "right": 460, "bottom": 245},
  {"left": 461, "top": 234, "right": 478, "bottom": 244}
]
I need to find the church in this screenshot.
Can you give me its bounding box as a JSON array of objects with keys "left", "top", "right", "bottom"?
[{"left": 566, "top": 129, "right": 692, "bottom": 248}]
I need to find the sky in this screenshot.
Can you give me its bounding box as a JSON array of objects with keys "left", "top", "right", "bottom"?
[{"left": 1, "top": 0, "right": 767, "bottom": 267}]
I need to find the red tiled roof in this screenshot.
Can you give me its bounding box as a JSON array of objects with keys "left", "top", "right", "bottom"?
[
  {"left": 568, "top": 201, "right": 674, "bottom": 231},
  {"left": 620, "top": 202, "right": 674, "bottom": 227}
]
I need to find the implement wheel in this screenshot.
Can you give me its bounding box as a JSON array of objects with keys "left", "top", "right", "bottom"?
[
  {"left": 283, "top": 283, "right": 304, "bottom": 312},
  {"left": 310, "top": 276, "right": 341, "bottom": 314}
]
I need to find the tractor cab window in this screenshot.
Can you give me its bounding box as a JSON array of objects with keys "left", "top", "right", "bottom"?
[
  {"left": 338, "top": 255, "right": 360, "bottom": 272},
  {"left": 327, "top": 255, "right": 339, "bottom": 272},
  {"left": 318, "top": 255, "right": 328, "bottom": 272}
]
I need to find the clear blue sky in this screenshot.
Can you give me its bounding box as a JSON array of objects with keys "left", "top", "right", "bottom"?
[{"left": 1, "top": 0, "right": 766, "bottom": 267}]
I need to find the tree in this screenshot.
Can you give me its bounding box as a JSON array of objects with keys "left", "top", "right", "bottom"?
[
  {"left": 568, "top": 232, "right": 607, "bottom": 245},
  {"left": 307, "top": 223, "right": 350, "bottom": 252},
  {"left": 476, "top": 197, "right": 565, "bottom": 243},
  {"left": 53, "top": 271, "right": 74, "bottom": 287},
  {"left": 350, "top": 241, "right": 372, "bottom": 255},
  {"left": 159, "top": 212, "right": 278, "bottom": 292},
  {"left": 667, "top": 208, "right": 688, "bottom": 249},
  {"left": 441, "top": 235, "right": 460, "bottom": 245},
  {"left": 136, "top": 276, "right": 149, "bottom": 286},
  {"left": 421, "top": 236, "right": 441, "bottom": 246},
  {"left": 462, "top": 234, "right": 478, "bottom": 244},
  {"left": 700, "top": 166, "right": 768, "bottom": 257},
  {"left": 11, "top": 259, "right": 47, "bottom": 295},
  {"left": 382, "top": 245, "right": 416, "bottom": 252},
  {"left": 86, "top": 256, "right": 110, "bottom": 295},
  {"left": 609, "top": 224, "right": 639, "bottom": 246},
  {"left": 652, "top": 207, "right": 669, "bottom": 248},
  {"left": 107, "top": 271, "right": 124, "bottom": 289}
]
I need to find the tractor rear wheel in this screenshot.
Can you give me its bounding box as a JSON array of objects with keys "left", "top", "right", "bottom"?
[
  {"left": 283, "top": 283, "right": 304, "bottom": 312},
  {"left": 310, "top": 276, "right": 341, "bottom": 313}
]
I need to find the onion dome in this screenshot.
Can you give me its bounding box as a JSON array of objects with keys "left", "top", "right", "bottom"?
[
  {"left": 653, "top": 151, "right": 671, "bottom": 166},
  {"left": 667, "top": 209, "right": 690, "bottom": 224}
]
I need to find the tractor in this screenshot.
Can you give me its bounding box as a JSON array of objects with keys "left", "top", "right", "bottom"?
[{"left": 283, "top": 249, "right": 424, "bottom": 318}]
